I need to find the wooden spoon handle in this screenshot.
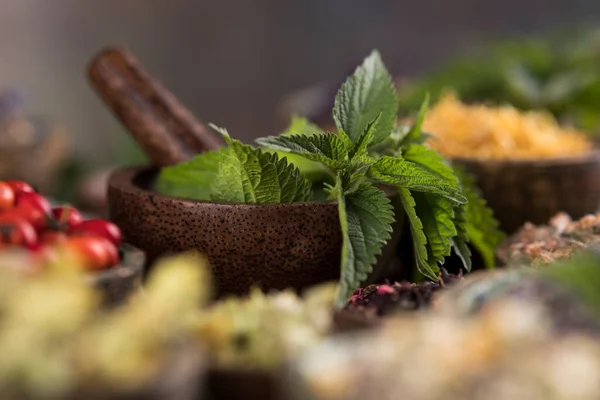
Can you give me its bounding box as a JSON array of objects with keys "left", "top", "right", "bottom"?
[{"left": 87, "top": 47, "right": 222, "bottom": 167}]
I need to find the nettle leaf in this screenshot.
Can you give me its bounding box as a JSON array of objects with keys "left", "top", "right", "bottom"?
[
  {"left": 256, "top": 133, "right": 348, "bottom": 170},
  {"left": 211, "top": 125, "right": 312, "bottom": 204},
  {"left": 368, "top": 156, "right": 467, "bottom": 204},
  {"left": 401, "top": 144, "right": 460, "bottom": 186},
  {"left": 155, "top": 148, "right": 226, "bottom": 201},
  {"left": 331, "top": 178, "right": 394, "bottom": 304},
  {"left": 281, "top": 116, "right": 322, "bottom": 136},
  {"left": 453, "top": 165, "right": 505, "bottom": 268},
  {"left": 333, "top": 50, "right": 398, "bottom": 145},
  {"left": 413, "top": 192, "right": 457, "bottom": 265},
  {"left": 401, "top": 144, "right": 472, "bottom": 271},
  {"left": 402, "top": 93, "right": 430, "bottom": 145},
  {"left": 349, "top": 113, "right": 381, "bottom": 159},
  {"left": 451, "top": 204, "right": 473, "bottom": 272},
  {"left": 266, "top": 117, "right": 333, "bottom": 182},
  {"left": 397, "top": 188, "right": 439, "bottom": 280}
]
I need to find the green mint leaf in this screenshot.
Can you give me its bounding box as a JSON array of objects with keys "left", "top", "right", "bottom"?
[
  {"left": 451, "top": 204, "right": 473, "bottom": 272},
  {"left": 155, "top": 149, "right": 226, "bottom": 201},
  {"left": 333, "top": 50, "right": 398, "bottom": 145},
  {"left": 397, "top": 188, "right": 439, "bottom": 280},
  {"left": 348, "top": 113, "right": 381, "bottom": 159},
  {"left": 453, "top": 165, "right": 505, "bottom": 268},
  {"left": 402, "top": 93, "right": 430, "bottom": 145},
  {"left": 331, "top": 177, "right": 395, "bottom": 305},
  {"left": 212, "top": 136, "right": 312, "bottom": 204},
  {"left": 281, "top": 115, "right": 322, "bottom": 136},
  {"left": 256, "top": 133, "right": 349, "bottom": 170},
  {"left": 412, "top": 192, "right": 457, "bottom": 265},
  {"left": 368, "top": 156, "right": 467, "bottom": 204}
]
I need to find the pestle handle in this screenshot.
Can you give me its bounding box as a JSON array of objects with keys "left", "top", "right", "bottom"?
[{"left": 87, "top": 47, "right": 222, "bottom": 167}]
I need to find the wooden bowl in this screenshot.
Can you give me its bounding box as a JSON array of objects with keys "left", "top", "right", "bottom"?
[
  {"left": 109, "top": 166, "right": 347, "bottom": 296},
  {"left": 64, "top": 342, "right": 206, "bottom": 400},
  {"left": 87, "top": 243, "right": 145, "bottom": 308},
  {"left": 108, "top": 166, "right": 403, "bottom": 297},
  {"left": 453, "top": 152, "right": 600, "bottom": 234},
  {"left": 206, "top": 369, "right": 280, "bottom": 400}
]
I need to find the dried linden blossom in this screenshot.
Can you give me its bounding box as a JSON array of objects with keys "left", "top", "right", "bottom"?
[{"left": 422, "top": 93, "right": 592, "bottom": 160}]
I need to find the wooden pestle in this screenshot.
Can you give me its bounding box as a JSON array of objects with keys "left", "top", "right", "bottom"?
[{"left": 87, "top": 47, "right": 222, "bottom": 167}]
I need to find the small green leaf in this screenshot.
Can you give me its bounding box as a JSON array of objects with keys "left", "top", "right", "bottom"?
[
  {"left": 402, "top": 144, "right": 460, "bottom": 185},
  {"left": 212, "top": 137, "right": 312, "bottom": 204},
  {"left": 397, "top": 188, "right": 439, "bottom": 280},
  {"left": 402, "top": 93, "right": 430, "bottom": 145},
  {"left": 348, "top": 113, "right": 381, "bottom": 159},
  {"left": 453, "top": 165, "right": 505, "bottom": 268},
  {"left": 281, "top": 115, "right": 323, "bottom": 136},
  {"left": 333, "top": 50, "right": 398, "bottom": 145},
  {"left": 331, "top": 177, "right": 395, "bottom": 305},
  {"left": 403, "top": 145, "right": 472, "bottom": 272},
  {"left": 504, "top": 62, "right": 541, "bottom": 105},
  {"left": 368, "top": 156, "right": 467, "bottom": 204},
  {"left": 451, "top": 204, "right": 473, "bottom": 272},
  {"left": 259, "top": 117, "right": 332, "bottom": 182},
  {"left": 155, "top": 149, "right": 226, "bottom": 201},
  {"left": 413, "top": 192, "right": 457, "bottom": 265},
  {"left": 337, "top": 129, "right": 353, "bottom": 149},
  {"left": 256, "top": 133, "right": 349, "bottom": 170}
]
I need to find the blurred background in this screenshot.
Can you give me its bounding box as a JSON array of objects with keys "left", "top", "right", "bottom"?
[{"left": 1, "top": 0, "right": 600, "bottom": 206}]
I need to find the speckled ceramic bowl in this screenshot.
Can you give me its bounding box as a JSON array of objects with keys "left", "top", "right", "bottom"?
[
  {"left": 453, "top": 152, "right": 600, "bottom": 234},
  {"left": 108, "top": 166, "right": 403, "bottom": 297}
]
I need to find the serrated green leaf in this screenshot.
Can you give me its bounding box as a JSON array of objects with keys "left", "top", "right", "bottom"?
[
  {"left": 281, "top": 115, "right": 323, "bottom": 136},
  {"left": 403, "top": 145, "right": 472, "bottom": 271},
  {"left": 333, "top": 50, "right": 398, "bottom": 145},
  {"left": 402, "top": 93, "right": 430, "bottom": 145},
  {"left": 212, "top": 137, "right": 312, "bottom": 204},
  {"left": 331, "top": 177, "right": 395, "bottom": 305},
  {"left": 209, "top": 123, "right": 233, "bottom": 140},
  {"left": 155, "top": 149, "right": 226, "bottom": 201},
  {"left": 450, "top": 204, "right": 473, "bottom": 272},
  {"left": 368, "top": 156, "right": 466, "bottom": 204},
  {"left": 258, "top": 117, "right": 332, "bottom": 182},
  {"left": 453, "top": 165, "right": 505, "bottom": 268},
  {"left": 337, "top": 129, "right": 353, "bottom": 149},
  {"left": 348, "top": 113, "right": 381, "bottom": 159},
  {"left": 256, "top": 133, "right": 349, "bottom": 169},
  {"left": 397, "top": 188, "right": 439, "bottom": 280},
  {"left": 402, "top": 144, "right": 460, "bottom": 186},
  {"left": 413, "top": 192, "right": 457, "bottom": 265}
]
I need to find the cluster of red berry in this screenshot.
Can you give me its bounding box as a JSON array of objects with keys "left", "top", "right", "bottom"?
[{"left": 0, "top": 180, "right": 122, "bottom": 271}]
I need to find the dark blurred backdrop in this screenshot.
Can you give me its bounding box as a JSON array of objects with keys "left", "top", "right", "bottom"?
[{"left": 1, "top": 0, "right": 600, "bottom": 167}]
